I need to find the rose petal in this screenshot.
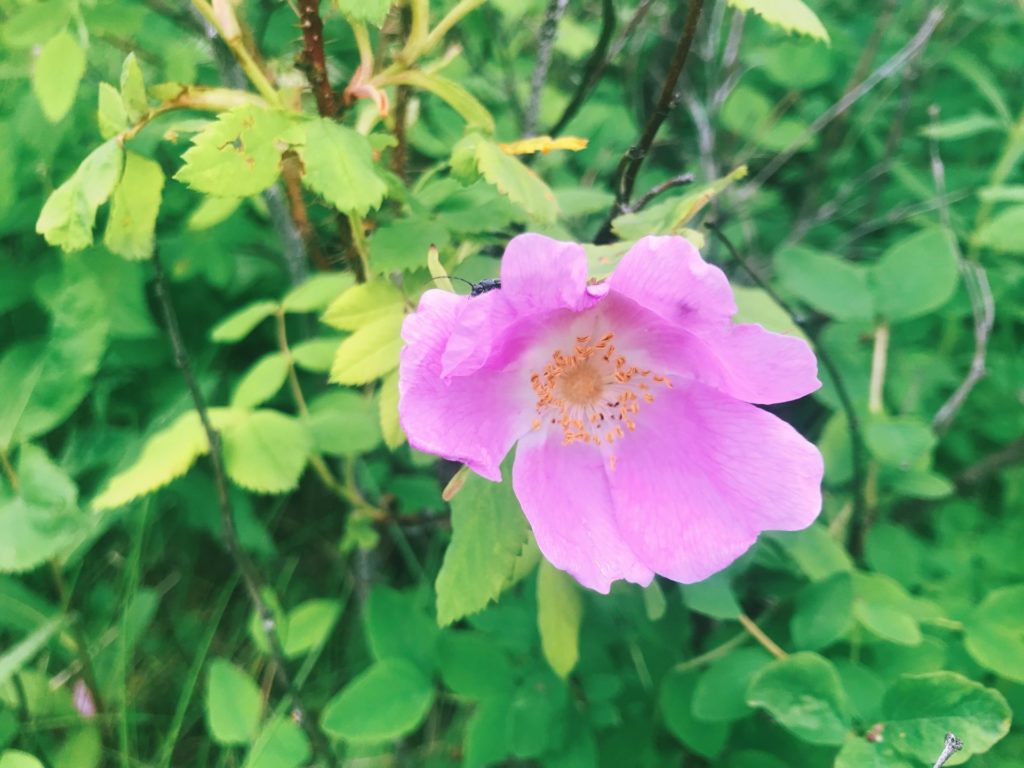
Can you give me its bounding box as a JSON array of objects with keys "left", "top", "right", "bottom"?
[
  {"left": 607, "top": 380, "right": 823, "bottom": 583},
  {"left": 608, "top": 235, "right": 736, "bottom": 332},
  {"left": 399, "top": 290, "right": 531, "bottom": 480},
  {"left": 512, "top": 428, "right": 654, "bottom": 593},
  {"left": 501, "top": 233, "right": 595, "bottom": 314}
]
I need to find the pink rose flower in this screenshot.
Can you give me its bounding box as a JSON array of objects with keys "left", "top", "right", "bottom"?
[{"left": 399, "top": 234, "right": 824, "bottom": 592}]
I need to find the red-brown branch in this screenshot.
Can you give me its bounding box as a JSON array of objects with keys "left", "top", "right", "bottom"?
[{"left": 297, "top": 0, "right": 338, "bottom": 116}]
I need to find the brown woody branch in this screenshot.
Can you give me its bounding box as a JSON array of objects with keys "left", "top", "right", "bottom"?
[{"left": 297, "top": 0, "right": 338, "bottom": 116}]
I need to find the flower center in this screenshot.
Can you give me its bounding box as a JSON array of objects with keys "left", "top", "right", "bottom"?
[{"left": 530, "top": 332, "right": 672, "bottom": 457}]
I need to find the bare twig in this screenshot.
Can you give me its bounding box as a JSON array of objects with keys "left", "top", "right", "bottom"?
[
  {"left": 743, "top": 6, "right": 946, "bottom": 197},
  {"left": 868, "top": 323, "right": 889, "bottom": 416},
  {"left": 705, "top": 223, "right": 868, "bottom": 531},
  {"left": 296, "top": 0, "right": 338, "bottom": 116},
  {"left": 525, "top": 0, "right": 571, "bottom": 136},
  {"left": 738, "top": 613, "right": 787, "bottom": 659},
  {"left": 549, "top": 0, "right": 615, "bottom": 137},
  {"left": 956, "top": 437, "right": 1024, "bottom": 487},
  {"left": 627, "top": 172, "right": 695, "bottom": 213},
  {"left": 933, "top": 733, "right": 963, "bottom": 768},
  {"left": 596, "top": 0, "right": 706, "bottom": 242},
  {"left": 928, "top": 105, "right": 995, "bottom": 434},
  {"left": 151, "top": 252, "right": 339, "bottom": 768}
]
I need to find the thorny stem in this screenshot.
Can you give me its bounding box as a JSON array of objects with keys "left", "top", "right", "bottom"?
[
  {"left": 738, "top": 613, "right": 787, "bottom": 660},
  {"left": 933, "top": 733, "right": 963, "bottom": 768},
  {"left": 705, "top": 223, "right": 869, "bottom": 537},
  {"left": 525, "top": 0, "right": 571, "bottom": 137},
  {"left": 549, "top": 0, "right": 614, "bottom": 137},
  {"left": 597, "top": 0, "right": 706, "bottom": 242},
  {"left": 151, "top": 252, "right": 339, "bottom": 768},
  {"left": 296, "top": 0, "right": 338, "bottom": 116}
]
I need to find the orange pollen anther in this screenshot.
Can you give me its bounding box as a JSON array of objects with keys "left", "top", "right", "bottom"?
[{"left": 530, "top": 331, "right": 672, "bottom": 448}]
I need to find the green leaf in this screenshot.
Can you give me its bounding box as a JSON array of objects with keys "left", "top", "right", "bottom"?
[
  {"left": 282, "top": 599, "right": 341, "bottom": 658},
  {"left": 0, "top": 270, "right": 109, "bottom": 446},
  {"left": 727, "top": 0, "right": 830, "bottom": 43},
  {"left": 221, "top": 410, "right": 312, "bottom": 494},
  {"left": 0, "top": 614, "right": 66, "bottom": 690},
  {"left": 882, "top": 672, "right": 1011, "bottom": 763},
  {"left": 231, "top": 353, "right": 289, "bottom": 409},
  {"left": 379, "top": 369, "right": 404, "bottom": 449},
  {"left": 770, "top": 524, "right": 852, "bottom": 581},
  {"left": 386, "top": 70, "right": 495, "bottom": 134},
  {"left": 2, "top": 0, "right": 71, "bottom": 48},
  {"left": 0, "top": 751, "right": 46, "bottom": 768},
  {"left": 281, "top": 273, "right": 354, "bottom": 313},
  {"left": 464, "top": 698, "right": 511, "bottom": 767},
  {"left": 32, "top": 31, "right": 86, "bottom": 123},
  {"left": 36, "top": 139, "right": 125, "bottom": 251},
  {"left": 321, "top": 281, "right": 404, "bottom": 331},
  {"left": 0, "top": 445, "right": 87, "bottom": 573},
  {"left": 307, "top": 390, "right": 383, "bottom": 457},
  {"left": 922, "top": 113, "right": 1006, "bottom": 141},
  {"left": 211, "top": 301, "right": 279, "bottom": 343},
  {"left": 333, "top": 0, "right": 392, "bottom": 26},
  {"left": 329, "top": 313, "right": 404, "bottom": 385},
  {"left": 692, "top": 648, "right": 772, "bottom": 722},
  {"left": 834, "top": 736, "right": 913, "bottom": 768},
  {"left": 775, "top": 246, "right": 873, "bottom": 321},
  {"left": 473, "top": 138, "right": 558, "bottom": 222},
  {"left": 732, "top": 285, "right": 807, "bottom": 340},
  {"left": 791, "top": 572, "right": 854, "bottom": 651},
  {"left": 964, "top": 585, "right": 1024, "bottom": 683},
  {"left": 97, "top": 83, "right": 129, "bottom": 139},
  {"left": 681, "top": 571, "right": 741, "bottom": 620},
  {"left": 320, "top": 658, "right": 434, "bottom": 744},
  {"left": 175, "top": 106, "right": 290, "bottom": 197},
  {"left": 365, "top": 587, "right": 438, "bottom": 674},
  {"left": 242, "top": 717, "right": 310, "bottom": 768},
  {"left": 852, "top": 572, "right": 921, "bottom": 646},
  {"left": 104, "top": 152, "right": 165, "bottom": 261},
  {"left": 864, "top": 417, "right": 935, "bottom": 468},
  {"left": 206, "top": 658, "right": 263, "bottom": 745},
  {"left": 370, "top": 218, "right": 451, "bottom": 274},
  {"left": 300, "top": 118, "right": 387, "bottom": 215},
  {"left": 291, "top": 338, "right": 342, "bottom": 373},
  {"left": 537, "top": 560, "right": 583, "bottom": 678},
  {"left": 438, "top": 631, "right": 514, "bottom": 699},
  {"left": 435, "top": 468, "right": 531, "bottom": 626},
  {"left": 659, "top": 671, "right": 730, "bottom": 758},
  {"left": 870, "top": 228, "right": 959, "bottom": 322},
  {"left": 120, "top": 52, "right": 148, "bottom": 123},
  {"left": 747, "top": 652, "right": 852, "bottom": 745},
  {"left": 973, "top": 205, "right": 1024, "bottom": 254}
]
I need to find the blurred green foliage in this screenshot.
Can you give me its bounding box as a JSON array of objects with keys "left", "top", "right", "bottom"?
[{"left": 1, "top": 0, "right": 1023, "bottom": 766}]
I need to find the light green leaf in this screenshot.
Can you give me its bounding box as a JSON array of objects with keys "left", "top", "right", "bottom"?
[
  {"left": 435, "top": 468, "right": 531, "bottom": 626},
  {"left": 769, "top": 524, "right": 852, "bottom": 581},
  {"left": 790, "top": 572, "right": 854, "bottom": 651},
  {"left": 231, "top": 353, "right": 289, "bottom": 409},
  {"left": 307, "top": 390, "right": 382, "bottom": 457},
  {"left": 206, "top": 658, "right": 263, "bottom": 745},
  {"left": 692, "top": 648, "right": 772, "bottom": 722},
  {"left": 300, "top": 118, "right": 387, "bottom": 216},
  {"left": 883, "top": 672, "right": 1011, "bottom": 763},
  {"left": 329, "top": 313, "right": 404, "bottom": 385},
  {"left": 120, "top": 52, "right": 148, "bottom": 123},
  {"left": 282, "top": 273, "right": 354, "bottom": 313},
  {"left": 852, "top": 572, "right": 921, "bottom": 646},
  {"left": 187, "top": 196, "right": 243, "bottom": 230},
  {"left": 211, "top": 301, "right": 279, "bottom": 343},
  {"left": 727, "top": 0, "right": 830, "bottom": 43},
  {"left": 175, "top": 106, "right": 290, "bottom": 197},
  {"left": 0, "top": 615, "right": 66, "bottom": 689},
  {"left": 104, "top": 152, "right": 165, "bottom": 260},
  {"left": 0, "top": 751, "right": 46, "bottom": 768},
  {"left": 775, "top": 246, "right": 873, "bottom": 321},
  {"left": 290, "top": 338, "right": 342, "bottom": 374},
  {"left": 537, "top": 560, "right": 582, "bottom": 678},
  {"left": 681, "top": 571, "right": 742, "bottom": 620},
  {"left": 321, "top": 281, "right": 404, "bottom": 331},
  {"left": 242, "top": 716, "right": 310, "bottom": 768},
  {"left": 320, "top": 658, "right": 435, "bottom": 744},
  {"left": 659, "top": 671, "right": 730, "bottom": 758},
  {"left": 333, "top": 0, "right": 392, "bottom": 26},
  {"left": 370, "top": 218, "right": 451, "bottom": 274},
  {"left": 973, "top": 205, "right": 1024, "bottom": 254},
  {"left": 474, "top": 138, "right": 558, "bottom": 222},
  {"left": 33, "top": 31, "right": 86, "bottom": 123},
  {"left": 834, "top": 735, "right": 913, "bottom": 768},
  {"left": 747, "top": 652, "right": 852, "bottom": 745},
  {"left": 964, "top": 585, "right": 1024, "bottom": 683},
  {"left": 0, "top": 270, "right": 109, "bottom": 446},
  {"left": 379, "top": 369, "right": 404, "bottom": 450},
  {"left": 2, "top": 0, "right": 71, "bottom": 48},
  {"left": 282, "top": 599, "right": 341, "bottom": 658},
  {"left": 920, "top": 113, "right": 1005, "bottom": 141},
  {"left": 870, "top": 228, "right": 959, "bottom": 322},
  {"left": 221, "top": 410, "right": 312, "bottom": 494},
  {"left": 732, "top": 285, "right": 807, "bottom": 340},
  {"left": 36, "top": 139, "right": 125, "bottom": 251},
  {"left": 386, "top": 70, "right": 495, "bottom": 133},
  {"left": 97, "top": 83, "right": 129, "bottom": 139}
]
